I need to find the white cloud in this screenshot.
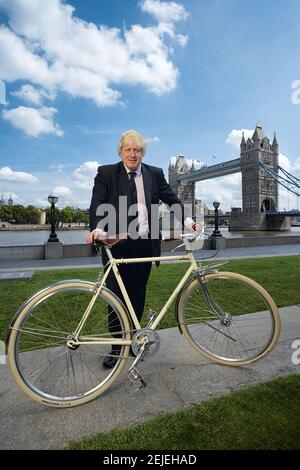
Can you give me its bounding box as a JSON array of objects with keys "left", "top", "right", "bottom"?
[
  {"left": 176, "top": 34, "right": 188, "bottom": 47},
  {"left": 278, "top": 185, "right": 299, "bottom": 211},
  {"left": 278, "top": 153, "right": 291, "bottom": 173},
  {"left": 35, "top": 197, "right": 50, "bottom": 207},
  {"left": 277, "top": 153, "right": 300, "bottom": 177},
  {"left": 140, "top": 0, "right": 189, "bottom": 23},
  {"left": 294, "top": 157, "right": 300, "bottom": 172},
  {"left": 222, "top": 173, "right": 242, "bottom": 185},
  {"left": 169, "top": 157, "right": 205, "bottom": 169},
  {"left": 0, "top": 0, "right": 189, "bottom": 110},
  {"left": 0, "top": 25, "right": 51, "bottom": 83},
  {"left": 0, "top": 166, "right": 38, "bottom": 183},
  {"left": 226, "top": 129, "right": 254, "bottom": 148},
  {"left": 195, "top": 176, "right": 242, "bottom": 210},
  {"left": 73, "top": 161, "right": 100, "bottom": 190},
  {"left": 11, "top": 84, "right": 55, "bottom": 106},
  {"left": 185, "top": 159, "right": 206, "bottom": 169},
  {"left": 145, "top": 136, "right": 160, "bottom": 143},
  {"left": 140, "top": 0, "right": 189, "bottom": 47},
  {"left": 52, "top": 186, "right": 72, "bottom": 197},
  {"left": 2, "top": 106, "right": 64, "bottom": 137}
]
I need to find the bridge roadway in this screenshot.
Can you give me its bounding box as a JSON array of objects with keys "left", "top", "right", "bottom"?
[{"left": 177, "top": 157, "right": 241, "bottom": 182}]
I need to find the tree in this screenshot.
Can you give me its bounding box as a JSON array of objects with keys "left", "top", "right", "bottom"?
[
  {"left": 73, "top": 209, "right": 89, "bottom": 225},
  {"left": 11, "top": 204, "right": 25, "bottom": 223},
  {"left": 0, "top": 205, "right": 13, "bottom": 222},
  {"left": 61, "top": 206, "right": 76, "bottom": 225},
  {"left": 25, "top": 205, "right": 41, "bottom": 224}
]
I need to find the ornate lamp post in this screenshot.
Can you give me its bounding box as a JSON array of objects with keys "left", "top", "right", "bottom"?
[
  {"left": 212, "top": 201, "right": 221, "bottom": 236},
  {"left": 47, "top": 195, "right": 59, "bottom": 242}
]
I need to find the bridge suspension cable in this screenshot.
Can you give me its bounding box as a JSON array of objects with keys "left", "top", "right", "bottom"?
[
  {"left": 277, "top": 165, "right": 300, "bottom": 185},
  {"left": 259, "top": 161, "right": 300, "bottom": 197}
]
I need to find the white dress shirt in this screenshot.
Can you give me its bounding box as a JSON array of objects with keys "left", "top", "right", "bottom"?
[
  {"left": 123, "top": 163, "right": 194, "bottom": 235},
  {"left": 123, "top": 163, "right": 149, "bottom": 235}
]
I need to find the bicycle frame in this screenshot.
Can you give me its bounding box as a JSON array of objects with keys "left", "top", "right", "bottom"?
[{"left": 73, "top": 248, "right": 199, "bottom": 346}]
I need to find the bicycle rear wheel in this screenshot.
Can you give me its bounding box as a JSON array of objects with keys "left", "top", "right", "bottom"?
[
  {"left": 177, "top": 272, "right": 280, "bottom": 366},
  {"left": 7, "top": 280, "right": 131, "bottom": 407}
]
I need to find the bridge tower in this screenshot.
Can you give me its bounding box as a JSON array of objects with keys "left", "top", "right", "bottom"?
[
  {"left": 240, "top": 123, "right": 279, "bottom": 213},
  {"left": 168, "top": 155, "right": 195, "bottom": 212}
]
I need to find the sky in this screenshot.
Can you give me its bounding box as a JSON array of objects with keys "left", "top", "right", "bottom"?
[{"left": 0, "top": 0, "right": 300, "bottom": 212}]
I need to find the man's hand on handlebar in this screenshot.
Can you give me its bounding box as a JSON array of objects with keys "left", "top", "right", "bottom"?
[
  {"left": 86, "top": 230, "right": 128, "bottom": 247},
  {"left": 85, "top": 228, "right": 108, "bottom": 245}
]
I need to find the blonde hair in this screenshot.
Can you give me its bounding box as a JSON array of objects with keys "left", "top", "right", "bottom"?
[{"left": 118, "top": 130, "right": 147, "bottom": 156}]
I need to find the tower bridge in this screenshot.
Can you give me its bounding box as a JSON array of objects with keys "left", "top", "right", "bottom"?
[
  {"left": 169, "top": 123, "right": 299, "bottom": 231},
  {"left": 177, "top": 158, "right": 241, "bottom": 182}
]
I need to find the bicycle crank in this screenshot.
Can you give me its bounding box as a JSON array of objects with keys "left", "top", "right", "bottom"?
[
  {"left": 128, "top": 366, "right": 146, "bottom": 396},
  {"left": 131, "top": 328, "right": 160, "bottom": 359}
]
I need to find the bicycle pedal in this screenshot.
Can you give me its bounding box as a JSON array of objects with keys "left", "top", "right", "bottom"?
[{"left": 128, "top": 366, "right": 146, "bottom": 396}]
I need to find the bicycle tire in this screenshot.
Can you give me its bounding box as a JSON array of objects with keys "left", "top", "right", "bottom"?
[
  {"left": 7, "top": 280, "right": 131, "bottom": 407},
  {"left": 177, "top": 271, "right": 280, "bottom": 366}
]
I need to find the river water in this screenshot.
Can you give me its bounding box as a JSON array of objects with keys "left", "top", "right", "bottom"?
[{"left": 0, "top": 227, "right": 300, "bottom": 247}]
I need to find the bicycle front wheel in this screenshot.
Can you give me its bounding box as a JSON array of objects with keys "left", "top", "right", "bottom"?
[
  {"left": 7, "top": 280, "right": 131, "bottom": 407},
  {"left": 177, "top": 272, "right": 280, "bottom": 366}
]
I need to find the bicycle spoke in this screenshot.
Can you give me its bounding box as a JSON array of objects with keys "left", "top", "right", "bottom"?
[
  {"left": 180, "top": 274, "right": 277, "bottom": 363},
  {"left": 9, "top": 282, "right": 130, "bottom": 406}
]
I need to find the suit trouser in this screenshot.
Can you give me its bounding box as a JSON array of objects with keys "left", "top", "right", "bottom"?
[{"left": 102, "top": 238, "right": 153, "bottom": 344}]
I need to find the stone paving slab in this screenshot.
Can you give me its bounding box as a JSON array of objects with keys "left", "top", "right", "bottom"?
[{"left": 0, "top": 271, "right": 35, "bottom": 281}]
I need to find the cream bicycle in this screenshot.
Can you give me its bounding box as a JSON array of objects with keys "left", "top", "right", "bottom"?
[{"left": 6, "top": 233, "right": 281, "bottom": 407}]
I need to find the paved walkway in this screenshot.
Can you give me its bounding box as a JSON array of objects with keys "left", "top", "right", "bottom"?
[
  {"left": 0, "top": 243, "right": 299, "bottom": 449},
  {"left": 0, "top": 305, "right": 299, "bottom": 449},
  {"left": 0, "top": 243, "right": 299, "bottom": 272}
]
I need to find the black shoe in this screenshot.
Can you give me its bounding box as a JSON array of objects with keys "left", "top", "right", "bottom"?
[
  {"left": 103, "top": 355, "right": 118, "bottom": 369},
  {"left": 103, "top": 347, "right": 121, "bottom": 369}
]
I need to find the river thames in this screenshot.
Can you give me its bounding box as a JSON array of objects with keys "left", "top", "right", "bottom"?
[{"left": 0, "top": 227, "right": 300, "bottom": 246}]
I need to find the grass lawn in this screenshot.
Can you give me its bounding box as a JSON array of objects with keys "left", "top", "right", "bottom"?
[
  {"left": 1, "top": 254, "right": 300, "bottom": 340},
  {"left": 65, "top": 374, "right": 300, "bottom": 450}
]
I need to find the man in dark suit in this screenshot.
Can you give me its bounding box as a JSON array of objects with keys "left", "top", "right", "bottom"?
[{"left": 87, "top": 130, "right": 195, "bottom": 368}]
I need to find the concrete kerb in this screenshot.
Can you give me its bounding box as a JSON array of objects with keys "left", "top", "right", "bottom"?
[{"left": 0, "top": 305, "right": 299, "bottom": 450}]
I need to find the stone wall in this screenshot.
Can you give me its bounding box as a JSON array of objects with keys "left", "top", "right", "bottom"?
[
  {"left": 0, "top": 235, "right": 299, "bottom": 260},
  {"left": 230, "top": 212, "right": 291, "bottom": 231}
]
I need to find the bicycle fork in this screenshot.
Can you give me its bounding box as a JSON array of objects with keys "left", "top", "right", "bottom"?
[{"left": 196, "top": 273, "right": 236, "bottom": 341}]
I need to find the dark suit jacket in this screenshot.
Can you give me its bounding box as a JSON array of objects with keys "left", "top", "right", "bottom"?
[{"left": 89, "top": 161, "right": 187, "bottom": 257}]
